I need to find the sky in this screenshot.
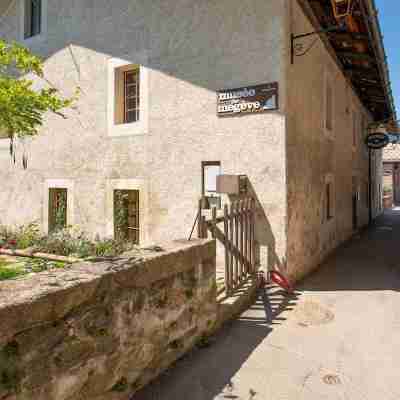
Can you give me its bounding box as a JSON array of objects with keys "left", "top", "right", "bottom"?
[{"left": 375, "top": 0, "right": 400, "bottom": 118}]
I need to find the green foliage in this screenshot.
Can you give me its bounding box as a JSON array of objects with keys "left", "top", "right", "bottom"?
[
  {"left": 114, "top": 190, "right": 129, "bottom": 241},
  {"left": 37, "top": 228, "right": 90, "bottom": 257},
  {"left": 93, "top": 238, "right": 126, "bottom": 257},
  {"left": 0, "top": 261, "right": 26, "bottom": 281},
  {"left": 16, "top": 222, "right": 42, "bottom": 249},
  {"left": 111, "top": 377, "right": 128, "bottom": 392},
  {"left": 0, "top": 222, "right": 42, "bottom": 249},
  {"left": 383, "top": 185, "right": 392, "bottom": 195},
  {"left": 0, "top": 258, "right": 66, "bottom": 281},
  {"left": 53, "top": 192, "right": 67, "bottom": 233},
  {"left": 24, "top": 258, "right": 65, "bottom": 273},
  {"left": 0, "top": 40, "right": 77, "bottom": 139},
  {"left": 0, "top": 222, "right": 136, "bottom": 260}
]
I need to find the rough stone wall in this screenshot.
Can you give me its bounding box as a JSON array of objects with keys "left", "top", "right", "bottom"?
[
  {"left": 285, "top": 0, "right": 381, "bottom": 281},
  {"left": 0, "top": 0, "right": 288, "bottom": 270},
  {"left": 0, "top": 239, "right": 216, "bottom": 400}
]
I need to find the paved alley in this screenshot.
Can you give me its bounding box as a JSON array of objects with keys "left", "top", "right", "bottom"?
[{"left": 134, "top": 209, "right": 400, "bottom": 400}]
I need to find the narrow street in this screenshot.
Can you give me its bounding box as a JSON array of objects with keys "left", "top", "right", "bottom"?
[{"left": 135, "top": 209, "right": 400, "bottom": 400}]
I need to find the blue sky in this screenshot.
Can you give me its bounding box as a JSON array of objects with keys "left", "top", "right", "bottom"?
[{"left": 375, "top": 0, "right": 399, "bottom": 117}]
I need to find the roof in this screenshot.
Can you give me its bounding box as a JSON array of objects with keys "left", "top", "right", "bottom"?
[{"left": 298, "top": 0, "right": 396, "bottom": 123}]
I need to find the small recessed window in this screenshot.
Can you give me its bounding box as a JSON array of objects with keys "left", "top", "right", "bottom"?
[
  {"left": 115, "top": 65, "right": 140, "bottom": 125},
  {"left": 326, "top": 182, "right": 333, "bottom": 221},
  {"left": 202, "top": 161, "right": 221, "bottom": 209},
  {"left": 325, "top": 78, "right": 333, "bottom": 132},
  {"left": 48, "top": 188, "right": 67, "bottom": 233},
  {"left": 24, "top": 0, "right": 42, "bottom": 39},
  {"left": 114, "top": 189, "right": 140, "bottom": 244}
]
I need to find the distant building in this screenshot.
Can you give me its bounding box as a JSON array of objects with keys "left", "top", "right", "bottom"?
[
  {"left": 0, "top": 0, "right": 395, "bottom": 281},
  {"left": 382, "top": 144, "right": 400, "bottom": 206}
]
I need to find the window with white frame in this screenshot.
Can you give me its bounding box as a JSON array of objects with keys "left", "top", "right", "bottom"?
[
  {"left": 113, "top": 189, "right": 140, "bottom": 244},
  {"left": 106, "top": 179, "right": 148, "bottom": 244},
  {"left": 44, "top": 179, "right": 74, "bottom": 234},
  {"left": 107, "top": 56, "right": 149, "bottom": 137}
]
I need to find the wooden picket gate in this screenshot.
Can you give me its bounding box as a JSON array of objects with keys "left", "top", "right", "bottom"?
[{"left": 198, "top": 197, "right": 259, "bottom": 295}]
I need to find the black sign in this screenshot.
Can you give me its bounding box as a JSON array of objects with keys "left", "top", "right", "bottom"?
[
  {"left": 217, "top": 82, "right": 279, "bottom": 117},
  {"left": 365, "top": 133, "right": 389, "bottom": 149}
]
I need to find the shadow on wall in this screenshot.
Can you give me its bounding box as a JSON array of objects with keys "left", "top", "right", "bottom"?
[
  {"left": 297, "top": 209, "right": 400, "bottom": 292},
  {"left": 133, "top": 287, "right": 300, "bottom": 400},
  {"left": 245, "top": 179, "right": 287, "bottom": 274}
]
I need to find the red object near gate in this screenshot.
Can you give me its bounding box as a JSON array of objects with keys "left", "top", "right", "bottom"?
[{"left": 268, "top": 270, "right": 294, "bottom": 293}]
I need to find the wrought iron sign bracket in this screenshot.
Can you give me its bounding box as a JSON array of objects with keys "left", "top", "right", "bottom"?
[{"left": 291, "top": 26, "right": 345, "bottom": 65}]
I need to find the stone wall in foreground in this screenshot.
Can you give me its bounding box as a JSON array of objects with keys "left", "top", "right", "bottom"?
[{"left": 0, "top": 239, "right": 216, "bottom": 400}]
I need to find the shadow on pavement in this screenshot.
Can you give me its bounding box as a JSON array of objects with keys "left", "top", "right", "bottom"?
[
  {"left": 298, "top": 209, "right": 400, "bottom": 292},
  {"left": 133, "top": 287, "right": 300, "bottom": 400}
]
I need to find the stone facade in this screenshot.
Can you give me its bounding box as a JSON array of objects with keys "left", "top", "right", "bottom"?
[
  {"left": 0, "top": 0, "right": 287, "bottom": 273},
  {"left": 285, "top": 1, "right": 382, "bottom": 281},
  {"left": 0, "top": 239, "right": 216, "bottom": 399},
  {"left": 0, "top": 0, "right": 384, "bottom": 281}
]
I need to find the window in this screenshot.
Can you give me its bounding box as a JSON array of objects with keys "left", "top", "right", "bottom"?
[
  {"left": 114, "top": 189, "right": 140, "bottom": 244},
  {"left": 202, "top": 161, "right": 221, "bottom": 209},
  {"left": 323, "top": 174, "right": 334, "bottom": 223},
  {"left": 48, "top": 188, "right": 67, "bottom": 233},
  {"left": 24, "top": 0, "right": 41, "bottom": 39},
  {"left": 325, "top": 75, "right": 333, "bottom": 133},
  {"left": 115, "top": 65, "right": 140, "bottom": 125},
  {"left": 107, "top": 55, "right": 149, "bottom": 137},
  {"left": 326, "top": 183, "right": 333, "bottom": 220}
]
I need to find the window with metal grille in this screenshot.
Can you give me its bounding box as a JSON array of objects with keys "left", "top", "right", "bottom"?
[
  {"left": 24, "top": 0, "right": 41, "bottom": 39},
  {"left": 114, "top": 190, "right": 139, "bottom": 244},
  {"left": 114, "top": 65, "right": 140, "bottom": 125},
  {"left": 48, "top": 188, "right": 67, "bottom": 233}
]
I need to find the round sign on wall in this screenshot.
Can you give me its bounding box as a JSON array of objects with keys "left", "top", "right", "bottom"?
[{"left": 365, "top": 132, "right": 389, "bottom": 149}]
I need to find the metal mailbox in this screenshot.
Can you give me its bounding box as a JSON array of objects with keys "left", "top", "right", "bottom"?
[{"left": 216, "top": 174, "right": 247, "bottom": 195}]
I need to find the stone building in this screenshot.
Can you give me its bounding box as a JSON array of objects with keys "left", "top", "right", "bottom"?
[
  {"left": 0, "top": 0, "right": 395, "bottom": 281},
  {"left": 382, "top": 144, "right": 400, "bottom": 206}
]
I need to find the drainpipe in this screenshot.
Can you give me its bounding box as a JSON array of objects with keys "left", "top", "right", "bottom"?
[{"left": 368, "top": 148, "right": 373, "bottom": 224}]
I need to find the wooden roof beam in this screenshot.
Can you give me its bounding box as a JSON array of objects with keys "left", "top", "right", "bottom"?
[{"left": 337, "top": 51, "right": 375, "bottom": 62}]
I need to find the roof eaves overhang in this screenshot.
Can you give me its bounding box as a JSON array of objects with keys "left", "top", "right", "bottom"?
[{"left": 296, "top": 0, "right": 396, "bottom": 123}]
